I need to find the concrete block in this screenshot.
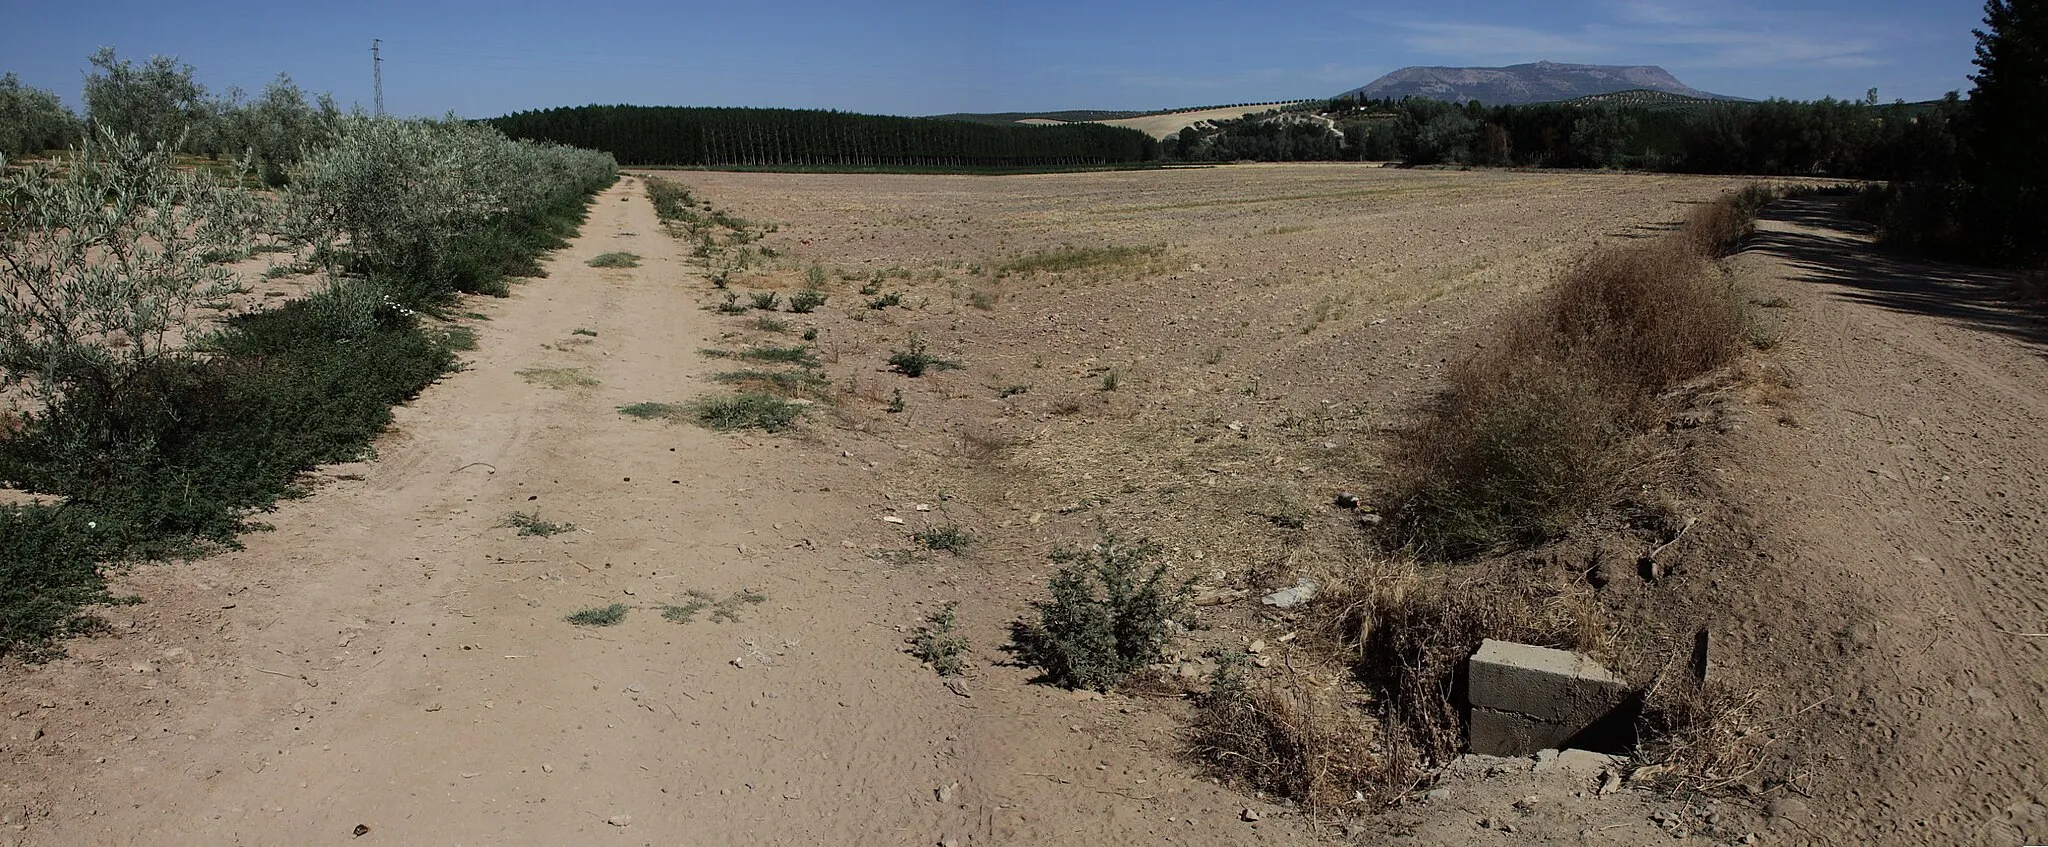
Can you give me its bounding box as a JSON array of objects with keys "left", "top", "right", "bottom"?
[{"left": 1467, "top": 639, "right": 1633, "bottom": 756}]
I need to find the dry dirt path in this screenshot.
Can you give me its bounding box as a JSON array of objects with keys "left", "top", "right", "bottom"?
[
  {"left": 1716, "top": 200, "right": 2048, "bottom": 844},
  {"left": 2, "top": 180, "right": 1320, "bottom": 845}
]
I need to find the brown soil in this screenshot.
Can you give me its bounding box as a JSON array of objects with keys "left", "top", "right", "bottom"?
[{"left": 4, "top": 166, "right": 2040, "bottom": 846}]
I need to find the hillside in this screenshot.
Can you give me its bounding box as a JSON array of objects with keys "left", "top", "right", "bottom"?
[{"left": 1339, "top": 60, "right": 1737, "bottom": 105}]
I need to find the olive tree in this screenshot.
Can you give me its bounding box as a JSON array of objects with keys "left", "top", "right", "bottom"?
[
  {"left": 82, "top": 48, "right": 207, "bottom": 149},
  {"left": 0, "top": 131, "right": 255, "bottom": 406},
  {"left": 0, "top": 73, "right": 82, "bottom": 155}
]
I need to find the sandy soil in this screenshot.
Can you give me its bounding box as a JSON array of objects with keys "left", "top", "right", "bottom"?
[{"left": 5, "top": 166, "right": 2042, "bottom": 846}]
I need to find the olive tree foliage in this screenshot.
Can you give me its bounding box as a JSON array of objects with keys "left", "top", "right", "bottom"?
[
  {"left": 184, "top": 75, "right": 341, "bottom": 185},
  {"left": 0, "top": 130, "right": 256, "bottom": 406},
  {"left": 82, "top": 48, "right": 209, "bottom": 149},
  {"left": 284, "top": 116, "right": 617, "bottom": 301},
  {"left": 0, "top": 74, "right": 83, "bottom": 155}
]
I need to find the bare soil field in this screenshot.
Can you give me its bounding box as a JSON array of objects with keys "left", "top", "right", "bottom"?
[{"left": 5, "top": 164, "right": 2042, "bottom": 846}]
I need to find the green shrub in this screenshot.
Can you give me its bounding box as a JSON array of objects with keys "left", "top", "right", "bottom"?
[
  {"left": 0, "top": 506, "right": 117, "bottom": 661},
  {"left": 691, "top": 393, "right": 805, "bottom": 432},
  {"left": 910, "top": 601, "right": 971, "bottom": 676},
  {"left": 588, "top": 252, "right": 640, "bottom": 268},
  {"left": 716, "top": 292, "right": 748, "bottom": 314},
  {"left": 868, "top": 291, "right": 903, "bottom": 309},
  {"left": 1009, "top": 532, "right": 1192, "bottom": 692},
  {"left": 749, "top": 291, "right": 780, "bottom": 310},
  {"left": 788, "top": 289, "right": 827, "bottom": 313},
  {"left": 887, "top": 333, "right": 960, "bottom": 377}
]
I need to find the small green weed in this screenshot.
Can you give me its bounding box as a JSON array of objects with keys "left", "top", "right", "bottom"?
[
  {"left": 692, "top": 393, "right": 805, "bottom": 432},
  {"left": 619, "top": 401, "right": 688, "bottom": 421},
  {"left": 801, "top": 327, "right": 819, "bottom": 341},
  {"left": 910, "top": 602, "right": 971, "bottom": 676},
  {"left": 711, "top": 588, "right": 768, "bottom": 622},
  {"left": 788, "top": 289, "right": 828, "bottom": 313},
  {"left": 706, "top": 344, "right": 818, "bottom": 367},
  {"left": 711, "top": 368, "right": 828, "bottom": 397},
  {"left": 753, "top": 316, "right": 789, "bottom": 333},
  {"left": 502, "top": 511, "right": 575, "bottom": 537},
  {"left": 914, "top": 522, "right": 974, "bottom": 554},
  {"left": 750, "top": 291, "right": 781, "bottom": 310},
  {"left": 887, "top": 333, "right": 961, "bottom": 377},
  {"left": 566, "top": 603, "right": 629, "bottom": 626},
  {"left": 868, "top": 292, "right": 904, "bottom": 310},
  {"left": 805, "top": 264, "right": 828, "bottom": 288},
  {"left": 588, "top": 252, "right": 640, "bottom": 268},
  {"left": 517, "top": 367, "right": 599, "bottom": 389},
  {"left": 572, "top": 328, "right": 598, "bottom": 337},
  {"left": 887, "top": 388, "right": 906, "bottom": 413},
  {"left": 716, "top": 292, "right": 748, "bottom": 314},
  {"left": 1099, "top": 369, "right": 1120, "bottom": 391},
  {"left": 967, "top": 290, "right": 998, "bottom": 310}
]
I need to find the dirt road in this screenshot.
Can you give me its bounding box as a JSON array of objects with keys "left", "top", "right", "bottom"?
[
  {"left": 1714, "top": 201, "right": 2048, "bottom": 844},
  {"left": 0, "top": 179, "right": 1317, "bottom": 846}
]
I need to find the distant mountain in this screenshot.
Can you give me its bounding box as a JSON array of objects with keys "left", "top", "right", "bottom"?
[{"left": 1337, "top": 61, "right": 1739, "bottom": 105}]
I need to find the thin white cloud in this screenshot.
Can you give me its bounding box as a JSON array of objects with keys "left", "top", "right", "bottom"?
[
  {"left": 1384, "top": 4, "right": 1901, "bottom": 74},
  {"left": 1398, "top": 22, "right": 1615, "bottom": 64},
  {"left": 1120, "top": 67, "right": 1290, "bottom": 90}
]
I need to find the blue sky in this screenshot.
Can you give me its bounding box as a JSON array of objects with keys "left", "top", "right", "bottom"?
[{"left": 1, "top": 0, "right": 1987, "bottom": 117}]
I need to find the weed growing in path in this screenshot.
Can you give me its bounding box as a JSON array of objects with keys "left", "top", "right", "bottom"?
[
  {"left": 566, "top": 603, "right": 628, "bottom": 626},
  {"left": 517, "top": 367, "right": 599, "bottom": 389},
  {"left": 502, "top": 511, "right": 575, "bottom": 537},
  {"left": 910, "top": 602, "right": 971, "bottom": 676},
  {"left": 618, "top": 401, "right": 688, "bottom": 421},
  {"left": 588, "top": 252, "right": 640, "bottom": 268},
  {"left": 701, "top": 344, "right": 820, "bottom": 367},
  {"left": 914, "top": 522, "right": 974, "bottom": 555},
  {"left": 692, "top": 393, "right": 805, "bottom": 432}
]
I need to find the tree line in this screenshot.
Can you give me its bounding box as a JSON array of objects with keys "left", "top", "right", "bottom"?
[
  {"left": 1173, "top": 93, "right": 1962, "bottom": 184},
  {"left": 1, "top": 49, "right": 343, "bottom": 186},
  {"left": 487, "top": 105, "right": 1160, "bottom": 168}
]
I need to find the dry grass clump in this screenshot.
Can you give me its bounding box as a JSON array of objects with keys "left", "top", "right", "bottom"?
[
  {"left": 1636, "top": 679, "right": 1773, "bottom": 791},
  {"left": 997, "top": 243, "right": 1166, "bottom": 276},
  {"left": 1332, "top": 557, "right": 1614, "bottom": 781},
  {"left": 1384, "top": 238, "right": 1743, "bottom": 556},
  {"left": 1191, "top": 670, "right": 1381, "bottom": 811},
  {"left": 1681, "top": 184, "right": 1778, "bottom": 259}
]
